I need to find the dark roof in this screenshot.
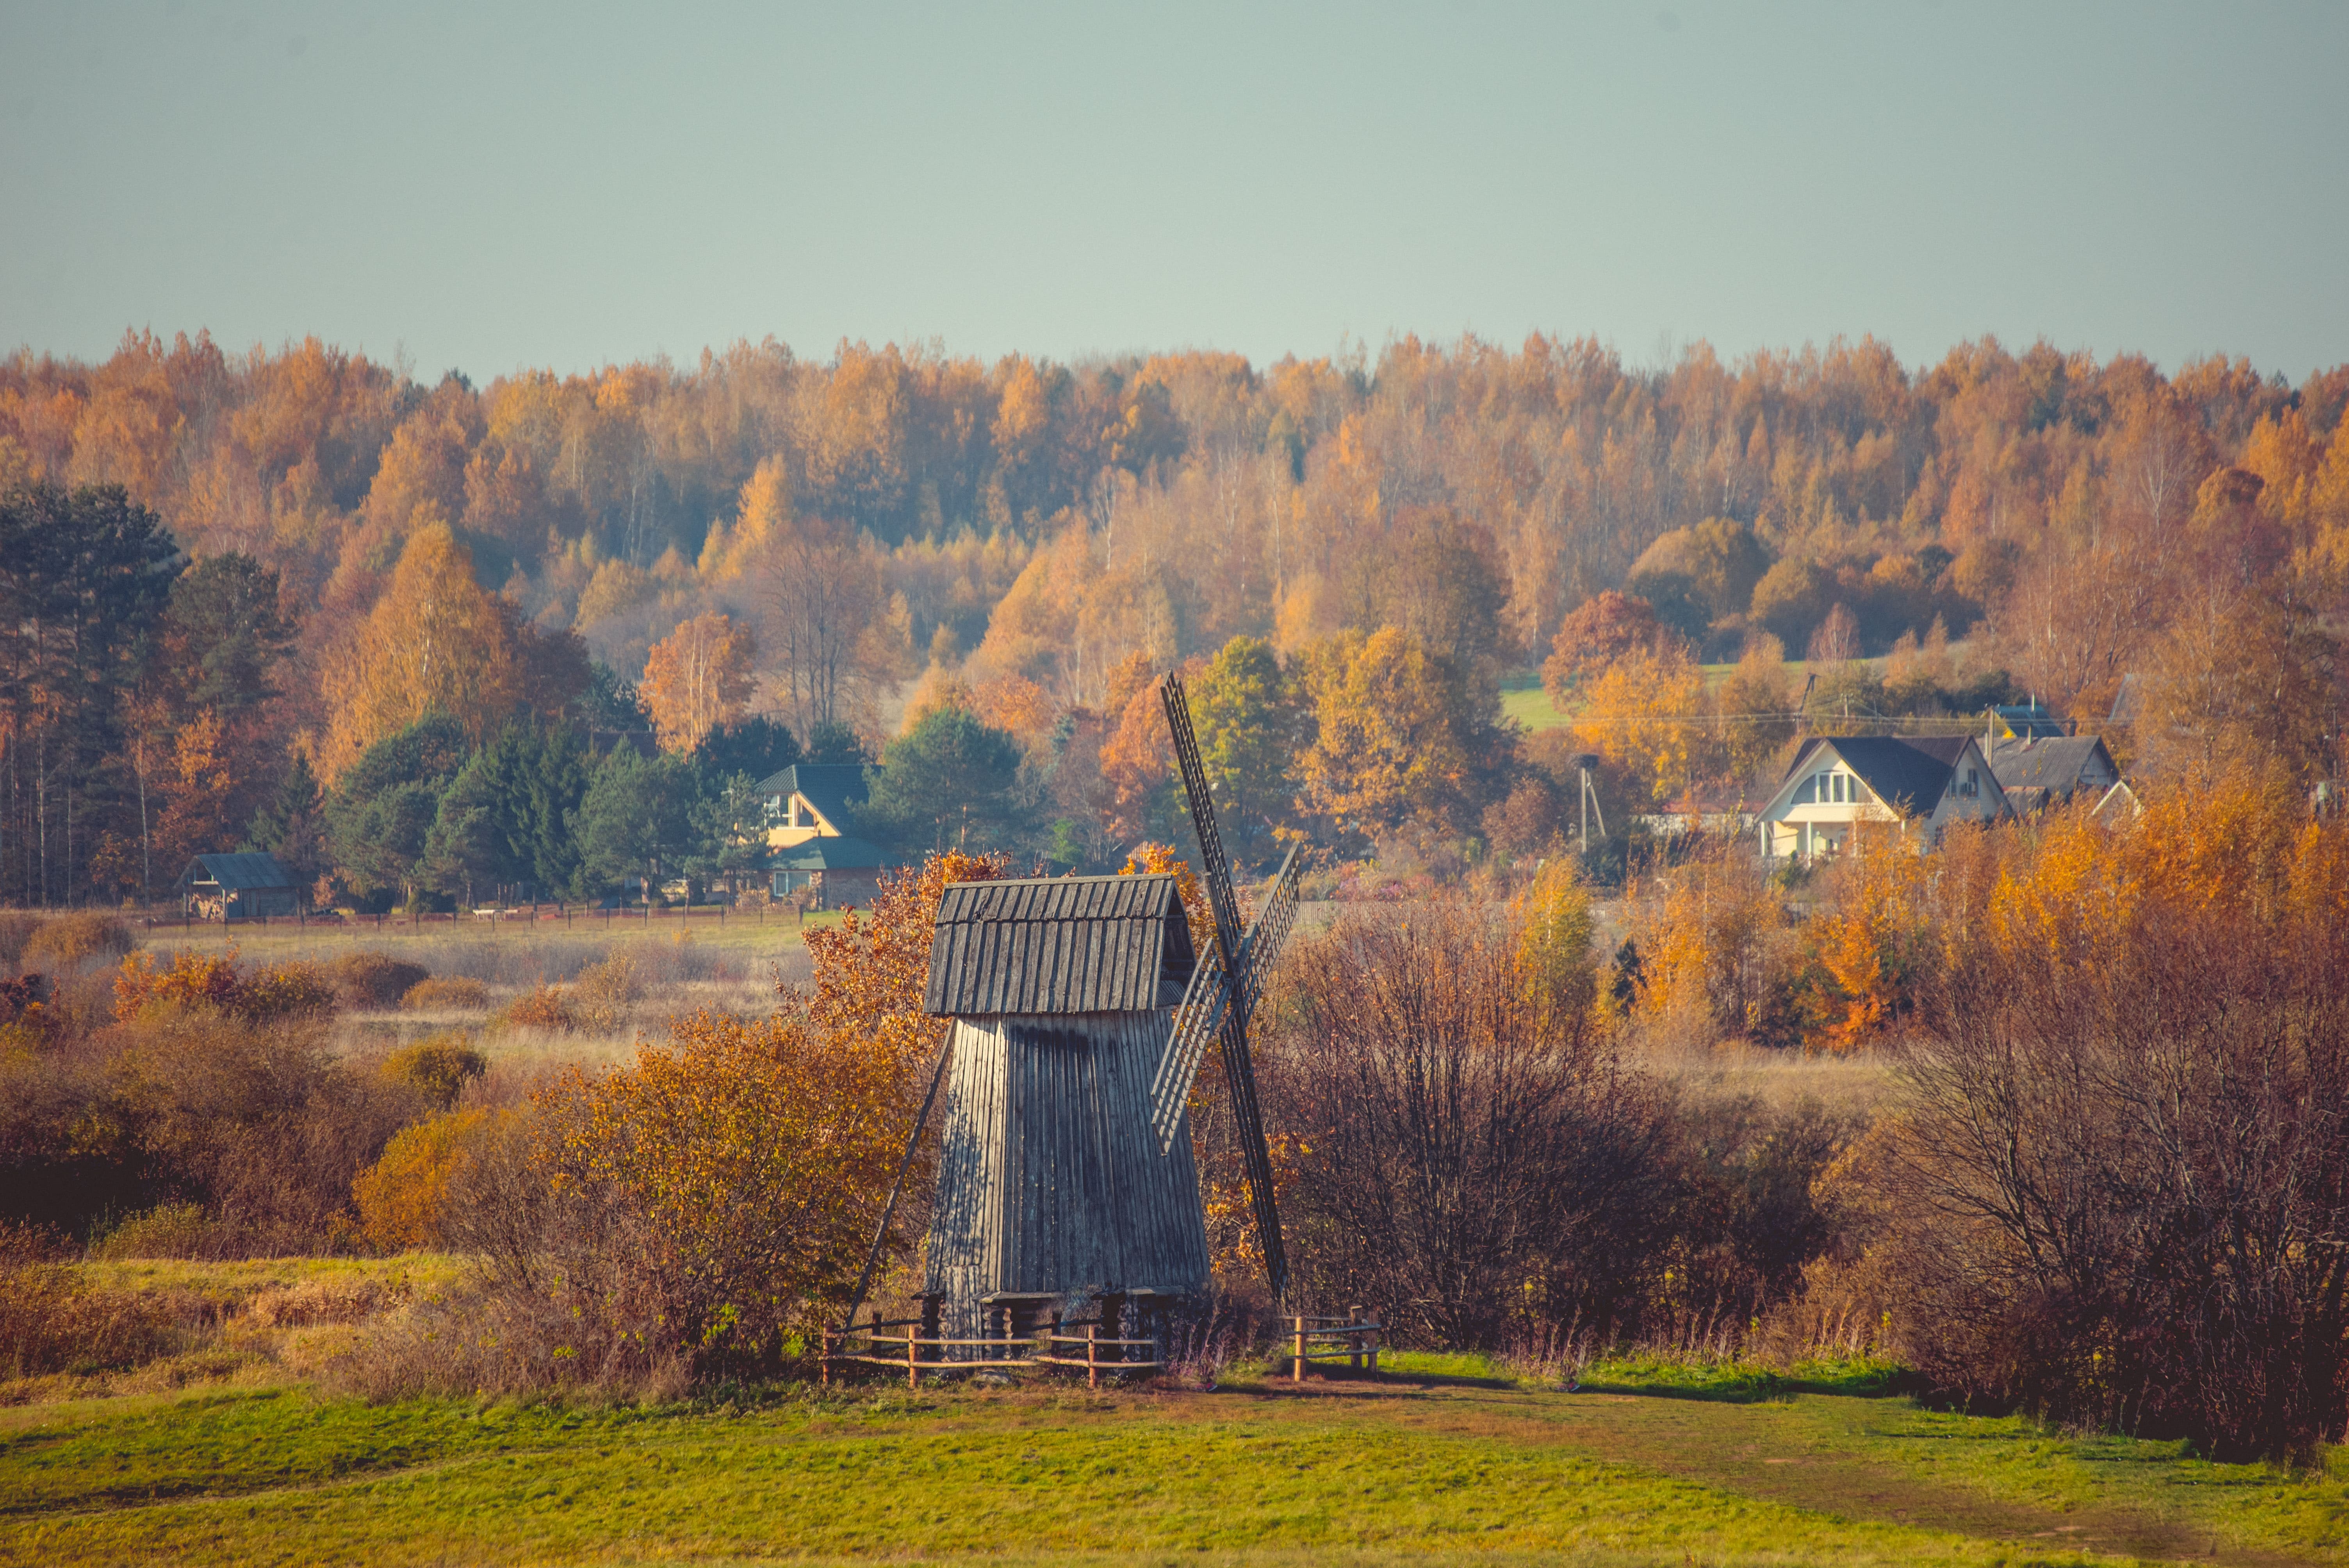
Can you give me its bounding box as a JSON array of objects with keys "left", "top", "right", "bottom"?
[
  {"left": 1782, "top": 735, "right": 1976, "bottom": 817},
  {"left": 772, "top": 836, "right": 895, "bottom": 871},
  {"left": 924, "top": 875, "right": 1198, "bottom": 1017},
  {"left": 1990, "top": 735, "right": 2116, "bottom": 799},
  {"left": 756, "top": 763, "right": 874, "bottom": 831},
  {"left": 1994, "top": 702, "right": 2068, "bottom": 739},
  {"left": 181, "top": 852, "right": 294, "bottom": 890}
]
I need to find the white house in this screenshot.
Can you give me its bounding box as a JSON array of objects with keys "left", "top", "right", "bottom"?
[{"left": 1756, "top": 735, "right": 2011, "bottom": 862}]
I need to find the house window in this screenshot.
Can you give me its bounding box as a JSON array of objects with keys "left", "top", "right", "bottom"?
[
  {"left": 1830, "top": 773, "right": 1846, "bottom": 804},
  {"left": 1794, "top": 775, "right": 1816, "bottom": 805}
]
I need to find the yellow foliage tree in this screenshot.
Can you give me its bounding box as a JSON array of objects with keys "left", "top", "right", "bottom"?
[
  {"left": 1574, "top": 645, "right": 1713, "bottom": 805},
  {"left": 1296, "top": 626, "right": 1472, "bottom": 839},
  {"left": 640, "top": 611, "right": 757, "bottom": 754},
  {"left": 319, "top": 523, "right": 524, "bottom": 780}
]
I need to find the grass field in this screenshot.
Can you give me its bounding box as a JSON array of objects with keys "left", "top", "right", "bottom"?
[
  {"left": 1501, "top": 664, "right": 1814, "bottom": 735},
  {"left": 6, "top": 1349, "right": 2345, "bottom": 1565}
]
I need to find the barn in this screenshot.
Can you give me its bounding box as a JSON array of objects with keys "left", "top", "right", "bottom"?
[{"left": 177, "top": 852, "right": 298, "bottom": 920}]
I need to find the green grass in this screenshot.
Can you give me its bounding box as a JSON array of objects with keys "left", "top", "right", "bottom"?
[
  {"left": 1499, "top": 662, "right": 1827, "bottom": 734},
  {"left": 7, "top": 1359, "right": 2347, "bottom": 1565}
]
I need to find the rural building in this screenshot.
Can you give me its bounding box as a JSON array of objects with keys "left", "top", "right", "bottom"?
[
  {"left": 176, "top": 852, "right": 297, "bottom": 920},
  {"left": 1989, "top": 733, "right": 2121, "bottom": 813},
  {"left": 770, "top": 835, "right": 895, "bottom": 909},
  {"left": 759, "top": 763, "right": 894, "bottom": 907},
  {"left": 920, "top": 873, "right": 1212, "bottom": 1342},
  {"left": 1755, "top": 735, "right": 2011, "bottom": 862},
  {"left": 1990, "top": 700, "right": 2069, "bottom": 740}
]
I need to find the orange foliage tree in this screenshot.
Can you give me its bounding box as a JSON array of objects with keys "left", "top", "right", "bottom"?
[
  {"left": 640, "top": 611, "right": 756, "bottom": 754},
  {"left": 535, "top": 850, "right": 1014, "bottom": 1359},
  {"left": 319, "top": 523, "right": 524, "bottom": 780}
]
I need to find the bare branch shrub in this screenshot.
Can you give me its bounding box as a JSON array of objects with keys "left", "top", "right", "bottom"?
[
  {"left": 1265, "top": 900, "right": 1674, "bottom": 1347},
  {"left": 1887, "top": 795, "right": 2349, "bottom": 1462}
]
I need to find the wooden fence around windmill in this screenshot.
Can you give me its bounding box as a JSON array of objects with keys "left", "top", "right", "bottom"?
[
  {"left": 820, "top": 1303, "right": 1164, "bottom": 1391},
  {"left": 819, "top": 1304, "right": 1385, "bottom": 1390}
]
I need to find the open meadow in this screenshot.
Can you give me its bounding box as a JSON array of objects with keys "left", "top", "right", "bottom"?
[{"left": 6, "top": 1339, "right": 2348, "bottom": 1567}]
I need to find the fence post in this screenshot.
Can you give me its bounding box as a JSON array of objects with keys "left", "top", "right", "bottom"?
[
  {"left": 1087, "top": 1324, "right": 1100, "bottom": 1390},
  {"left": 1350, "top": 1304, "right": 1363, "bottom": 1371},
  {"left": 907, "top": 1324, "right": 919, "bottom": 1390},
  {"left": 820, "top": 1328, "right": 833, "bottom": 1390},
  {"left": 1369, "top": 1314, "right": 1379, "bottom": 1374},
  {"left": 1293, "top": 1315, "right": 1308, "bottom": 1383}
]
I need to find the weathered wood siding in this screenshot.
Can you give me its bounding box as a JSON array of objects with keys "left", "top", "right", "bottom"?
[{"left": 924, "top": 1008, "right": 1211, "bottom": 1334}]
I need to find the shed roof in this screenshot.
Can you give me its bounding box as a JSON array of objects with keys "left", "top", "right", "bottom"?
[
  {"left": 924, "top": 874, "right": 1198, "bottom": 1017},
  {"left": 1782, "top": 735, "right": 1976, "bottom": 817},
  {"left": 181, "top": 852, "right": 294, "bottom": 890}
]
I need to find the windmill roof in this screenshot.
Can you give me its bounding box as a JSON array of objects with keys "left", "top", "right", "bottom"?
[
  {"left": 1781, "top": 735, "right": 1975, "bottom": 817},
  {"left": 181, "top": 852, "right": 294, "bottom": 890},
  {"left": 924, "top": 874, "right": 1198, "bottom": 1017}
]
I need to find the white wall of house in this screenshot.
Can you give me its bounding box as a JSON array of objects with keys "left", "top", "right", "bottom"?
[{"left": 1755, "top": 739, "right": 2007, "bottom": 862}]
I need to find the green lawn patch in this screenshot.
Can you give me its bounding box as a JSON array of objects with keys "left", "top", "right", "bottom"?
[{"left": 7, "top": 1365, "right": 2348, "bottom": 1565}]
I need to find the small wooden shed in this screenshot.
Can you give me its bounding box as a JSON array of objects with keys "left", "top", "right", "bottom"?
[
  {"left": 920, "top": 874, "right": 1213, "bottom": 1339},
  {"left": 177, "top": 853, "right": 297, "bottom": 920}
]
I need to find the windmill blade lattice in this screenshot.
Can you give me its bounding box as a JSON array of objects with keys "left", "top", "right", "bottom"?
[
  {"left": 1149, "top": 845, "right": 1300, "bottom": 1153},
  {"left": 1156, "top": 673, "right": 1294, "bottom": 1300}
]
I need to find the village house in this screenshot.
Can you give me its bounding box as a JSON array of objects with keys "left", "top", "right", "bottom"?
[
  {"left": 759, "top": 762, "right": 894, "bottom": 908},
  {"left": 1755, "top": 735, "right": 2011, "bottom": 862},
  {"left": 1988, "top": 732, "right": 2122, "bottom": 814}
]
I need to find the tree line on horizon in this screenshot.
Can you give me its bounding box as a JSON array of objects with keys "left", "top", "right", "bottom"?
[{"left": 4, "top": 329, "right": 2347, "bottom": 906}]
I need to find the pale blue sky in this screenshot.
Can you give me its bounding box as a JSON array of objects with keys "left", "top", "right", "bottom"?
[{"left": 4, "top": 1, "right": 2344, "bottom": 381}]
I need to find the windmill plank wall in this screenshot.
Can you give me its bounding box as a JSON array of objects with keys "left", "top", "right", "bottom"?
[{"left": 924, "top": 1008, "right": 1211, "bottom": 1337}]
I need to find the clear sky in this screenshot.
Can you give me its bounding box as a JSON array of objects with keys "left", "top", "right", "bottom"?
[{"left": 4, "top": 1, "right": 2344, "bottom": 382}]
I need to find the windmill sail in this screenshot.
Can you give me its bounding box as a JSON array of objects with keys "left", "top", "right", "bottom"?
[
  {"left": 1155, "top": 672, "right": 1299, "bottom": 1299},
  {"left": 1149, "top": 846, "right": 1299, "bottom": 1153}
]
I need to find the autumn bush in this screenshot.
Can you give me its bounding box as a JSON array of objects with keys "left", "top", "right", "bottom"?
[
  {"left": 1880, "top": 772, "right": 2349, "bottom": 1462},
  {"left": 21, "top": 912, "right": 135, "bottom": 971},
  {"left": 400, "top": 975, "right": 490, "bottom": 1012},
  {"left": 491, "top": 982, "right": 577, "bottom": 1032},
  {"left": 382, "top": 1033, "right": 488, "bottom": 1108},
  {"left": 90, "top": 1202, "right": 220, "bottom": 1260},
  {"left": 359, "top": 852, "right": 1013, "bottom": 1393},
  {"left": 324, "top": 951, "right": 431, "bottom": 1009},
  {"left": 352, "top": 1109, "right": 494, "bottom": 1251},
  {"left": 114, "top": 949, "right": 337, "bottom": 1024}
]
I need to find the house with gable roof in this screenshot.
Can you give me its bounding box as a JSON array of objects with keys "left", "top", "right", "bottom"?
[
  {"left": 1755, "top": 735, "right": 2011, "bottom": 863},
  {"left": 1988, "top": 733, "right": 2121, "bottom": 814},
  {"left": 758, "top": 762, "right": 896, "bottom": 908}
]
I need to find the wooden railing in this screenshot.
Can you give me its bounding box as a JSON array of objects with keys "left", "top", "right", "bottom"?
[
  {"left": 1289, "top": 1306, "right": 1382, "bottom": 1381},
  {"left": 821, "top": 1314, "right": 1164, "bottom": 1390},
  {"left": 820, "top": 1304, "right": 1387, "bottom": 1390}
]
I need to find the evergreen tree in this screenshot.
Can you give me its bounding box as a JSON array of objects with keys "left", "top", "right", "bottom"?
[
  {"left": 570, "top": 747, "right": 692, "bottom": 902},
  {"left": 861, "top": 707, "right": 1025, "bottom": 853},
  {"left": 324, "top": 714, "right": 469, "bottom": 908},
  {"left": 243, "top": 750, "right": 326, "bottom": 897}
]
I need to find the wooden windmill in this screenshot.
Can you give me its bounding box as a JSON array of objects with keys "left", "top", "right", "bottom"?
[{"left": 903, "top": 672, "right": 1303, "bottom": 1344}]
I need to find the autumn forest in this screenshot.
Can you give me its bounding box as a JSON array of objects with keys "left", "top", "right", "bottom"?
[{"left": 5, "top": 328, "right": 2348, "bottom": 909}]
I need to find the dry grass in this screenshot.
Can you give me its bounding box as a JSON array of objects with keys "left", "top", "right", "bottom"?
[
  {"left": 2, "top": 1255, "right": 461, "bottom": 1406},
  {"left": 1633, "top": 1039, "right": 1899, "bottom": 1117}
]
